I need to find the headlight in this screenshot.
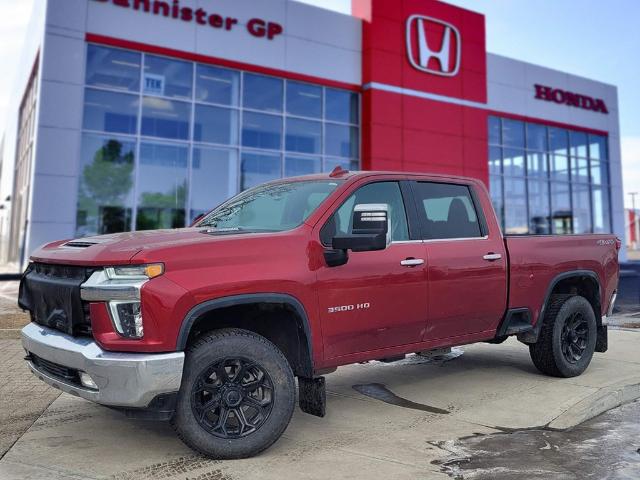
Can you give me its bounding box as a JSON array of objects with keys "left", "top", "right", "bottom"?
[
  {"left": 108, "top": 300, "right": 143, "bottom": 338},
  {"left": 105, "top": 263, "right": 164, "bottom": 280},
  {"left": 81, "top": 263, "right": 164, "bottom": 340}
]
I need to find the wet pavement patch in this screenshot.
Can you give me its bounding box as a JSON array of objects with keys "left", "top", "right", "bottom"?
[
  {"left": 432, "top": 400, "right": 640, "bottom": 479},
  {"left": 352, "top": 383, "right": 449, "bottom": 414}
]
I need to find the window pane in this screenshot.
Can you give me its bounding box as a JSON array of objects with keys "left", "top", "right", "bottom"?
[
  {"left": 195, "top": 64, "right": 239, "bottom": 106},
  {"left": 502, "top": 119, "right": 525, "bottom": 148},
  {"left": 241, "top": 152, "right": 281, "bottom": 190},
  {"left": 285, "top": 156, "right": 321, "bottom": 177},
  {"left": 190, "top": 147, "right": 238, "bottom": 222},
  {"left": 550, "top": 182, "right": 572, "bottom": 234},
  {"left": 527, "top": 151, "right": 547, "bottom": 178},
  {"left": 143, "top": 55, "right": 192, "bottom": 99},
  {"left": 413, "top": 182, "right": 482, "bottom": 239},
  {"left": 141, "top": 97, "right": 191, "bottom": 140},
  {"left": 243, "top": 74, "right": 283, "bottom": 112},
  {"left": 325, "top": 124, "right": 358, "bottom": 158},
  {"left": 242, "top": 112, "right": 282, "bottom": 150},
  {"left": 285, "top": 118, "right": 321, "bottom": 154},
  {"left": 503, "top": 148, "right": 525, "bottom": 177},
  {"left": 194, "top": 105, "right": 238, "bottom": 145},
  {"left": 287, "top": 81, "right": 322, "bottom": 118},
  {"left": 504, "top": 177, "right": 528, "bottom": 234},
  {"left": 592, "top": 186, "right": 611, "bottom": 233},
  {"left": 322, "top": 182, "right": 408, "bottom": 243},
  {"left": 590, "top": 160, "right": 609, "bottom": 185},
  {"left": 324, "top": 158, "right": 358, "bottom": 172},
  {"left": 488, "top": 116, "right": 501, "bottom": 145},
  {"left": 570, "top": 131, "right": 588, "bottom": 158},
  {"left": 549, "top": 127, "right": 568, "bottom": 155},
  {"left": 76, "top": 135, "right": 135, "bottom": 237},
  {"left": 550, "top": 154, "right": 570, "bottom": 181},
  {"left": 526, "top": 123, "right": 547, "bottom": 151},
  {"left": 136, "top": 143, "right": 188, "bottom": 230},
  {"left": 325, "top": 88, "right": 358, "bottom": 124},
  {"left": 86, "top": 45, "right": 140, "bottom": 92},
  {"left": 589, "top": 135, "right": 608, "bottom": 160},
  {"left": 83, "top": 88, "right": 139, "bottom": 134},
  {"left": 528, "top": 179, "right": 550, "bottom": 234},
  {"left": 572, "top": 184, "right": 592, "bottom": 234},
  {"left": 489, "top": 146, "right": 501, "bottom": 175},
  {"left": 572, "top": 157, "right": 589, "bottom": 184},
  {"left": 489, "top": 175, "right": 503, "bottom": 228}
]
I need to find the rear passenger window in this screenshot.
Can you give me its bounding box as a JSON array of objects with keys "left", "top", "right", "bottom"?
[{"left": 413, "top": 182, "right": 483, "bottom": 240}]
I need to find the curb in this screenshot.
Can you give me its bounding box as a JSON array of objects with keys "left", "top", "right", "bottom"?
[
  {"left": 548, "top": 378, "right": 640, "bottom": 430},
  {"left": 0, "top": 329, "right": 22, "bottom": 340}
]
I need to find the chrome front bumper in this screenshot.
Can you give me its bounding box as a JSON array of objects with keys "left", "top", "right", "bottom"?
[{"left": 21, "top": 323, "right": 184, "bottom": 408}]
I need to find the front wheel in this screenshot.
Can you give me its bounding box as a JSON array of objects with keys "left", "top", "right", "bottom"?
[
  {"left": 529, "top": 295, "right": 597, "bottom": 378},
  {"left": 172, "top": 328, "right": 295, "bottom": 459}
]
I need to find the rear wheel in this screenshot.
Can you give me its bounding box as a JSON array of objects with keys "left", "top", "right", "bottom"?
[
  {"left": 529, "top": 295, "right": 597, "bottom": 378},
  {"left": 172, "top": 328, "right": 295, "bottom": 459}
]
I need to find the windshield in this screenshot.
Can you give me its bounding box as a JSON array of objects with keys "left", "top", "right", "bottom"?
[{"left": 196, "top": 180, "right": 342, "bottom": 232}]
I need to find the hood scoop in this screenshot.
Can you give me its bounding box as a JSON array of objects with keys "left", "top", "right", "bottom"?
[{"left": 62, "top": 241, "right": 98, "bottom": 248}]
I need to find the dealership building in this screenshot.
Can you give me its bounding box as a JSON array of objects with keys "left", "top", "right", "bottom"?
[{"left": 0, "top": 0, "right": 625, "bottom": 267}]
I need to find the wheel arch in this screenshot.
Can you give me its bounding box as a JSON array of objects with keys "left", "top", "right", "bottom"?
[
  {"left": 541, "top": 270, "right": 602, "bottom": 326},
  {"left": 177, "top": 293, "right": 314, "bottom": 378}
]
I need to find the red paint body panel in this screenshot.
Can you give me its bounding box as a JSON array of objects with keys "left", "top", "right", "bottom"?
[
  {"left": 505, "top": 235, "right": 619, "bottom": 326},
  {"left": 27, "top": 172, "right": 619, "bottom": 375}
]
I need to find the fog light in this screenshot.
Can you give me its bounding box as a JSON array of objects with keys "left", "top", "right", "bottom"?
[
  {"left": 79, "top": 371, "right": 98, "bottom": 390},
  {"left": 108, "top": 301, "right": 143, "bottom": 338}
]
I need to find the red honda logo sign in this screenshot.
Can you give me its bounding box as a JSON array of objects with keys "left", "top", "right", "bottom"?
[
  {"left": 406, "top": 15, "right": 461, "bottom": 77},
  {"left": 534, "top": 84, "right": 609, "bottom": 114}
]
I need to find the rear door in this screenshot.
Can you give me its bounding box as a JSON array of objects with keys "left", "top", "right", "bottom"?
[
  {"left": 409, "top": 181, "right": 508, "bottom": 340},
  {"left": 315, "top": 180, "right": 428, "bottom": 359}
]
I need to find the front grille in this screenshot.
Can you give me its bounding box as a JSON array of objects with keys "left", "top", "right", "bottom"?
[
  {"left": 19, "top": 263, "right": 96, "bottom": 337},
  {"left": 30, "top": 353, "right": 82, "bottom": 387}
]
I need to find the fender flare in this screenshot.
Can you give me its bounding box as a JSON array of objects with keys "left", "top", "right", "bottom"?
[
  {"left": 176, "top": 293, "right": 314, "bottom": 374},
  {"left": 518, "top": 269, "right": 601, "bottom": 344}
]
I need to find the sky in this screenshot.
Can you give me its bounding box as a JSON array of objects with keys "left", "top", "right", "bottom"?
[{"left": 1, "top": 0, "right": 639, "bottom": 206}]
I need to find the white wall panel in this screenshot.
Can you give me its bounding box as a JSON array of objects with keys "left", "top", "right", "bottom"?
[
  {"left": 29, "top": 174, "right": 78, "bottom": 224},
  {"left": 34, "top": 127, "right": 82, "bottom": 178},
  {"left": 38, "top": 80, "right": 84, "bottom": 130}
]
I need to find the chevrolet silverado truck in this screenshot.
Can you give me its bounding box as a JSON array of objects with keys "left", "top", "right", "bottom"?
[{"left": 19, "top": 169, "right": 619, "bottom": 459}]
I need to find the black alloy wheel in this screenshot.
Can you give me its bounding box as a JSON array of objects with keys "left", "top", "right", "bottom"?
[
  {"left": 560, "top": 312, "right": 589, "bottom": 364},
  {"left": 191, "top": 357, "right": 274, "bottom": 439},
  {"left": 172, "top": 328, "right": 295, "bottom": 459}
]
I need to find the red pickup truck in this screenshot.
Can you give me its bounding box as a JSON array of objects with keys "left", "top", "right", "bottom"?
[{"left": 19, "top": 169, "right": 619, "bottom": 459}]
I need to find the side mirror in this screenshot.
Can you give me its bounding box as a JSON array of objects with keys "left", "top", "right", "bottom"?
[{"left": 332, "top": 204, "right": 390, "bottom": 252}]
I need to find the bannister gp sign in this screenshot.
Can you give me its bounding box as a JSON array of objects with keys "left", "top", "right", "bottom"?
[
  {"left": 534, "top": 84, "right": 609, "bottom": 114},
  {"left": 406, "top": 15, "right": 462, "bottom": 77},
  {"left": 92, "top": 0, "right": 284, "bottom": 40}
]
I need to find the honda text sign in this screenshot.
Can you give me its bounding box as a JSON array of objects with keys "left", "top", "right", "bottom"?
[{"left": 406, "top": 15, "right": 461, "bottom": 77}]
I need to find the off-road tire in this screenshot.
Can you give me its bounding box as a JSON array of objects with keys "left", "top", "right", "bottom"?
[
  {"left": 529, "top": 295, "right": 597, "bottom": 378},
  {"left": 171, "top": 328, "right": 295, "bottom": 459}
]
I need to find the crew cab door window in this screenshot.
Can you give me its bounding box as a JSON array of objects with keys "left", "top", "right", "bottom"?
[
  {"left": 320, "top": 181, "right": 409, "bottom": 245},
  {"left": 411, "top": 181, "right": 507, "bottom": 341},
  {"left": 316, "top": 181, "right": 427, "bottom": 358},
  {"left": 412, "top": 182, "right": 482, "bottom": 240}
]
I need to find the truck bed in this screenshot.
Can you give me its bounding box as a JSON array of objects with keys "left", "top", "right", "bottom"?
[{"left": 505, "top": 234, "right": 619, "bottom": 326}]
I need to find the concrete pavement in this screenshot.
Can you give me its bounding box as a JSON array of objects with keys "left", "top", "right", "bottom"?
[{"left": 0, "top": 327, "right": 639, "bottom": 479}]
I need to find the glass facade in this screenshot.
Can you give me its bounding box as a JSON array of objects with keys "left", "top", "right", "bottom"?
[
  {"left": 488, "top": 116, "right": 612, "bottom": 235},
  {"left": 76, "top": 44, "right": 360, "bottom": 237}
]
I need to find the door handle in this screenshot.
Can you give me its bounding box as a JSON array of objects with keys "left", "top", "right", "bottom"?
[
  {"left": 483, "top": 253, "right": 502, "bottom": 261},
  {"left": 400, "top": 258, "right": 425, "bottom": 267}
]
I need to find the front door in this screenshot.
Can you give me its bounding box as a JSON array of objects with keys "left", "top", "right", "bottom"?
[
  {"left": 315, "top": 181, "right": 428, "bottom": 359},
  {"left": 410, "top": 181, "right": 508, "bottom": 340}
]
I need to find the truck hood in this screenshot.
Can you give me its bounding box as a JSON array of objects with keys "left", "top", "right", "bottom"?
[{"left": 29, "top": 228, "right": 220, "bottom": 266}]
